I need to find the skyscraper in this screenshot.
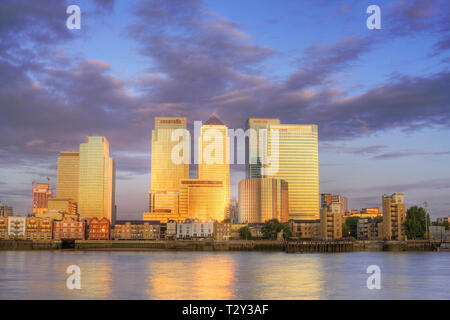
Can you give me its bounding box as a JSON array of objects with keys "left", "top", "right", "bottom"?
[
  {"left": 264, "top": 124, "right": 319, "bottom": 220},
  {"left": 246, "top": 118, "right": 280, "bottom": 179},
  {"left": 78, "top": 136, "right": 116, "bottom": 223},
  {"left": 56, "top": 151, "right": 79, "bottom": 202},
  {"left": 146, "top": 117, "right": 189, "bottom": 221},
  {"left": 198, "top": 115, "right": 230, "bottom": 216}
]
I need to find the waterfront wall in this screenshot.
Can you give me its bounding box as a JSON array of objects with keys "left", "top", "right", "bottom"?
[{"left": 0, "top": 239, "right": 445, "bottom": 252}]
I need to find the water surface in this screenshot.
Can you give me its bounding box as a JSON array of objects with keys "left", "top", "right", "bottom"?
[{"left": 0, "top": 251, "right": 449, "bottom": 299}]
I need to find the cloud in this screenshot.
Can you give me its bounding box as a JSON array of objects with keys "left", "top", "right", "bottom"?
[{"left": 373, "top": 151, "right": 450, "bottom": 160}]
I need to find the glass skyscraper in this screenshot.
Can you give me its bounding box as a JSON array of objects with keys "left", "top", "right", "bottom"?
[
  {"left": 264, "top": 124, "right": 319, "bottom": 220},
  {"left": 78, "top": 136, "right": 116, "bottom": 223}
]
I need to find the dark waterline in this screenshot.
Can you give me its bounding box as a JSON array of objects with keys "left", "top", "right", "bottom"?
[{"left": 0, "top": 251, "right": 449, "bottom": 299}]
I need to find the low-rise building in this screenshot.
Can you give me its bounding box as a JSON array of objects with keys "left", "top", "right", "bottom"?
[
  {"left": 48, "top": 198, "right": 77, "bottom": 216},
  {"left": 289, "top": 219, "right": 320, "bottom": 239},
  {"left": 176, "top": 220, "right": 214, "bottom": 239},
  {"left": 357, "top": 217, "right": 382, "bottom": 240},
  {"left": 26, "top": 216, "right": 53, "bottom": 240},
  {"left": 88, "top": 217, "right": 110, "bottom": 240},
  {"left": 8, "top": 216, "right": 26, "bottom": 239},
  {"left": 0, "top": 216, "right": 8, "bottom": 239},
  {"left": 53, "top": 217, "right": 85, "bottom": 240},
  {"left": 165, "top": 220, "right": 177, "bottom": 240},
  {"left": 113, "top": 221, "right": 160, "bottom": 240},
  {"left": 429, "top": 226, "right": 449, "bottom": 241},
  {"left": 214, "top": 221, "right": 232, "bottom": 240}
]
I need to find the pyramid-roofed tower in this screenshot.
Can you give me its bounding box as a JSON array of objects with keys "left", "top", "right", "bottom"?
[{"left": 204, "top": 114, "right": 225, "bottom": 126}]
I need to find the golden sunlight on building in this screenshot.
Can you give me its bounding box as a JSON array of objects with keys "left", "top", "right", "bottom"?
[
  {"left": 238, "top": 178, "right": 289, "bottom": 223},
  {"left": 78, "top": 136, "right": 116, "bottom": 223},
  {"left": 198, "top": 115, "right": 230, "bottom": 217},
  {"left": 146, "top": 117, "right": 189, "bottom": 222}
]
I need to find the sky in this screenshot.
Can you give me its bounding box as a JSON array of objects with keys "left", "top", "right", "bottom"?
[{"left": 0, "top": 0, "right": 449, "bottom": 219}]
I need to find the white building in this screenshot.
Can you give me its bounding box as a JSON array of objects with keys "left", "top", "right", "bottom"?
[
  {"left": 8, "top": 216, "right": 26, "bottom": 239},
  {"left": 176, "top": 219, "right": 214, "bottom": 239}
]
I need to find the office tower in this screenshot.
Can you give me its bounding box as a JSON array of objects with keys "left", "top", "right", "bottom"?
[
  {"left": 32, "top": 181, "right": 53, "bottom": 214},
  {"left": 146, "top": 117, "right": 189, "bottom": 221},
  {"left": 48, "top": 198, "right": 77, "bottom": 215},
  {"left": 319, "top": 202, "right": 343, "bottom": 239},
  {"left": 246, "top": 118, "right": 281, "bottom": 179},
  {"left": 56, "top": 151, "right": 79, "bottom": 202},
  {"left": 78, "top": 136, "right": 116, "bottom": 223},
  {"left": 264, "top": 124, "right": 319, "bottom": 220},
  {"left": 238, "top": 178, "right": 289, "bottom": 223},
  {"left": 0, "top": 202, "right": 13, "bottom": 217},
  {"left": 198, "top": 115, "right": 230, "bottom": 216},
  {"left": 382, "top": 193, "right": 406, "bottom": 240},
  {"left": 179, "top": 179, "right": 225, "bottom": 222},
  {"left": 321, "top": 194, "right": 348, "bottom": 215}
]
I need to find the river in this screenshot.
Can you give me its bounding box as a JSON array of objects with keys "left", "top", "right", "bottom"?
[{"left": 0, "top": 251, "right": 449, "bottom": 299}]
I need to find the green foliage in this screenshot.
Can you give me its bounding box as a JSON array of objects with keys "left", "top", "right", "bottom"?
[
  {"left": 343, "top": 216, "right": 358, "bottom": 238},
  {"left": 261, "top": 219, "right": 292, "bottom": 240},
  {"left": 405, "top": 206, "right": 430, "bottom": 239},
  {"left": 239, "top": 226, "right": 252, "bottom": 240}
]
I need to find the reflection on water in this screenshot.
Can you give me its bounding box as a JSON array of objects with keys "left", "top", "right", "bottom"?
[{"left": 0, "top": 251, "right": 449, "bottom": 299}]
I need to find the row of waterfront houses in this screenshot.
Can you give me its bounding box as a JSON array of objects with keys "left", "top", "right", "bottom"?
[{"left": 0, "top": 215, "right": 264, "bottom": 241}]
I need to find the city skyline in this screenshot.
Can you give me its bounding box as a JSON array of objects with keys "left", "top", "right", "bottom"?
[{"left": 0, "top": 0, "right": 449, "bottom": 219}]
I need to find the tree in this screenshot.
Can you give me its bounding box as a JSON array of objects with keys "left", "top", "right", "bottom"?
[
  {"left": 261, "top": 219, "right": 292, "bottom": 240},
  {"left": 239, "top": 226, "right": 252, "bottom": 240},
  {"left": 405, "top": 206, "right": 430, "bottom": 239},
  {"left": 343, "top": 217, "right": 358, "bottom": 238}
]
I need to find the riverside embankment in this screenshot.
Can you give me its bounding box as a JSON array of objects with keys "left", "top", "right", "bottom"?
[{"left": 0, "top": 239, "right": 446, "bottom": 252}]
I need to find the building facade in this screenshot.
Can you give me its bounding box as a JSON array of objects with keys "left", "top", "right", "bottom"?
[
  {"left": 246, "top": 118, "right": 281, "bottom": 179},
  {"left": 25, "top": 216, "right": 53, "bottom": 240},
  {"left": 321, "top": 194, "right": 348, "bottom": 215},
  {"left": 78, "top": 136, "right": 116, "bottom": 224},
  {"left": 147, "top": 117, "right": 189, "bottom": 222},
  {"left": 88, "top": 217, "right": 110, "bottom": 240},
  {"left": 53, "top": 217, "right": 85, "bottom": 240},
  {"left": 263, "top": 124, "right": 319, "bottom": 220},
  {"left": 56, "top": 151, "right": 79, "bottom": 202},
  {"left": 112, "top": 221, "right": 160, "bottom": 240},
  {"left": 382, "top": 193, "right": 406, "bottom": 240},
  {"left": 179, "top": 179, "right": 225, "bottom": 221},
  {"left": 0, "top": 216, "right": 8, "bottom": 239},
  {"left": 198, "top": 115, "right": 230, "bottom": 217},
  {"left": 7, "top": 216, "right": 27, "bottom": 239},
  {"left": 238, "top": 178, "right": 289, "bottom": 223},
  {"left": 0, "top": 202, "right": 13, "bottom": 217},
  {"left": 32, "top": 182, "right": 53, "bottom": 214},
  {"left": 176, "top": 220, "right": 214, "bottom": 239},
  {"left": 214, "top": 221, "right": 232, "bottom": 240},
  {"left": 48, "top": 198, "right": 77, "bottom": 215},
  {"left": 357, "top": 217, "right": 382, "bottom": 240},
  {"left": 289, "top": 219, "right": 320, "bottom": 239},
  {"left": 319, "top": 202, "right": 343, "bottom": 239}
]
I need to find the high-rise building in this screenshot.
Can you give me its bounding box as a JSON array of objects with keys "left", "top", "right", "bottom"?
[
  {"left": 56, "top": 151, "right": 79, "bottom": 202},
  {"left": 32, "top": 181, "right": 53, "bottom": 214},
  {"left": 264, "top": 124, "right": 319, "bottom": 220},
  {"left": 381, "top": 193, "right": 406, "bottom": 240},
  {"left": 246, "top": 118, "right": 280, "bottom": 179},
  {"left": 238, "top": 178, "right": 289, "bottom": 223},
  {"left": 146, "top": 117, "right": 189, "bottom": 221},
  {"left": 78, "top": 136, "right": 116, "bottom": 223},
  {"left": 198, "top": 115, "right": 230, "bottom": 216}
]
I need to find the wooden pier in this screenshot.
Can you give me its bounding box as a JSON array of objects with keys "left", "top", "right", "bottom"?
[{"left": 284, "top": 240, "right": 354, "bottom": 253}]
